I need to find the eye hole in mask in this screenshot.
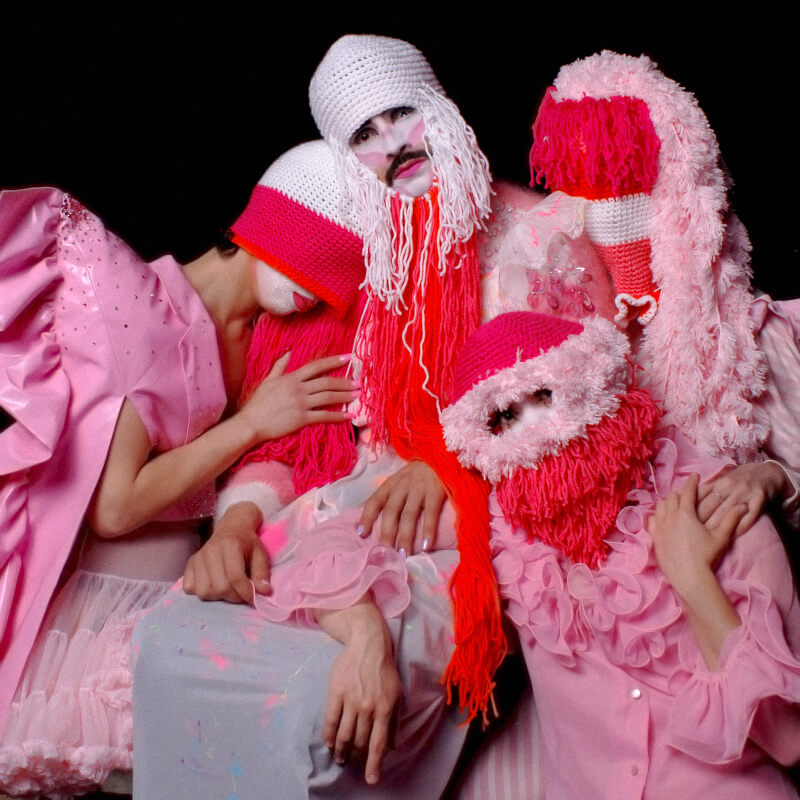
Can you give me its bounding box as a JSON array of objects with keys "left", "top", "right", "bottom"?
[{"left": 487, "top": 389, "right": 553, "bottom": 436}]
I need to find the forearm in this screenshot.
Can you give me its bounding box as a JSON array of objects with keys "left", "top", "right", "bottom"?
[
  {"left": 91, "top": 408, "right": 261, "bottom": 536},
  {"left": 678, "top": 568, "right": 741, "bottom": 671},
  {"left": 315, "top": 595, "right": 389, "bottom": 647}
]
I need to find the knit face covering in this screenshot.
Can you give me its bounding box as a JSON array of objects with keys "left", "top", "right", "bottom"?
[
  {"left": 441, "top": 311, "right": 662, "bottom": 715},
  {"left": 526, "top": 51, "right": 766, "bottom": 463}
]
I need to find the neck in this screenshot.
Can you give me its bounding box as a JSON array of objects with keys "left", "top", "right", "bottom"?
[{"left": 183, "top": 246, "right": 259, "bottom": 332}]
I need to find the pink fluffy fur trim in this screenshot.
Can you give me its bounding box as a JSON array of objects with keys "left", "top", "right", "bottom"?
[
  {"left": 547, "top": 52, "right": 768, "bottom": 460},
  {"left": 441, "top": 316, "right": 631, "bottom": 484}
]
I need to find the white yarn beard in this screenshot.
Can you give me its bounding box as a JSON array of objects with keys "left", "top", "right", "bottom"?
[{"left": 331, "top": 87, "right": 493, "bottom": 313}]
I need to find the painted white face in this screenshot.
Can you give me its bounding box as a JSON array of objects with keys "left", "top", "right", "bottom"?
[
  {"left": 349, "top": 106, "right": 434, "bottom": 197},
  {"left": 253, "top": 260, "right": 319, "bottom": 316}
]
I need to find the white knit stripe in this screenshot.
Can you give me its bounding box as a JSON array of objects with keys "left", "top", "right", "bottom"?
[
  {"left": 255, "top": 141, "right": 346, "bottom": 225},
  {"left": 583, "top": 193, "right": 651, "bottom": 246}
]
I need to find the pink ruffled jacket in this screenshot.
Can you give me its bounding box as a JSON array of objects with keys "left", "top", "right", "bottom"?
[
  {"left": 0, "top": 188, "right": 226, "bottom": 730},
  {"left": 492, "top": 433, "right": 800, "bottom": 798}
]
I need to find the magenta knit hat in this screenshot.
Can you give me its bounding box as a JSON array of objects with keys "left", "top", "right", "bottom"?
[
  {"left": 450, "top": 311, "right": 583, "bottom": 404},
  {"left": 231, "top": 140, "right": 364, "bottom": 318}
]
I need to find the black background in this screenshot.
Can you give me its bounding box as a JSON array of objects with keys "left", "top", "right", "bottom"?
[{"left": 2, "top": 10, "right": 796, "bottom": 299}]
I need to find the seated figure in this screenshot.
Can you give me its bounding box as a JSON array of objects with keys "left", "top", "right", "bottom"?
[{"left": 441, "top": 310, "right": 800, "bottom": 798}]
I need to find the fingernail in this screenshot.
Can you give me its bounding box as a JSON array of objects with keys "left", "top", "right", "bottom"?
[
  {"left": 421, "top": 537, "right": 431, "bottom": 552},
  {"left": 357, "top": 524, "right": 367, "bottom": 538},
  {"left": 398, "top": 547, "right": 407, "bottom": 559},
  {"left": 345, "top": 411, "right": 358, "bottom": 420},
  {"left": 256, "top": 580, "right": 272, "bottom": 595},
  {"left": 339, "top": 354, "right": 353, "bottom": 362},
  {"left": 335, "top": 755, "right": 345, "bottom": 765},
  {"left": 366, "top": 773, "right": 379, "bottom": 785}
]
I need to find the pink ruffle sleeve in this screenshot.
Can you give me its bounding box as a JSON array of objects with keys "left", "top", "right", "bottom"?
[
  {"left": 252, "top": 510, "right": 410, "bottom": 626},
  {"left": 667, "top": 513, "right": 800, "bottom": 764}
]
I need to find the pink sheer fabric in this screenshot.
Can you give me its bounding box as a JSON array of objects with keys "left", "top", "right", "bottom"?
[{"left": 491, "top": 432, "right": 800, "bottom": 798}]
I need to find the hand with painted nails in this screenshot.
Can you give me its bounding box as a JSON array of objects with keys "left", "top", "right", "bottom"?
[
  {"left": 237, "top": 352, "right": 358, "bottom": 445},
  {"left": 317, "top": 599, "right": 402, "bottom": 786},
  {"left": 358, "top": 460, "right": 447, "bottom": 555},
  {"left": 183, "top": 501, "right": 270, "bottom": 603}
]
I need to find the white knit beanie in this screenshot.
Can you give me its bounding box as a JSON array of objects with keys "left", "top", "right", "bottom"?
[
  {"left": 309, "top": 34, "right": 443, "bottom": 144},
  {"left": 308, "top": 34, "right": 493, "bottom": 310}
]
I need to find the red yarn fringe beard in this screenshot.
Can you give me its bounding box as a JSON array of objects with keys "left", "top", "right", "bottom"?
[
  {"left": 235, "top": 298, "right": 363, "bottom": 496},
  {"left": 353, "top": 187, "right": 506, "bottom": 722},
  {"left": 496, "top": 389, "right": 662, "bottom": 567}
]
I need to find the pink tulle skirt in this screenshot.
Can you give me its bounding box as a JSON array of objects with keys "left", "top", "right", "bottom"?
[{"left": 0, "top": 523, "right": 199, "bottom": 799}]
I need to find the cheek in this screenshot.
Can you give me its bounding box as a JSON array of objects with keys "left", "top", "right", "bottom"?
[
  {"left": 353, "top": 148, "right": 388, "bottom": 171},
  {"left": 254, "top": 262, "right": 313, "bottom": 316}
]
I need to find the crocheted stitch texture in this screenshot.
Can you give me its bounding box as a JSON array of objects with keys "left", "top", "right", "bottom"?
[
  {"left": 231, "top": 140, "right": 364, "bottom": 317},
  {"left": 309, "top": 34, "right": 443, "bottom": 144}
]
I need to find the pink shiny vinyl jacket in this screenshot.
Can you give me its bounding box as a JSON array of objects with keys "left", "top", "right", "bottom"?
[{"left": 0, "top": 188, "right": 226, "bottom": 729}]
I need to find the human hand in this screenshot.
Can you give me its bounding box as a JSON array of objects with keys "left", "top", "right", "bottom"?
[
  {"left": 697, "top": 462, "right": 788, "bottom": 538},
  {"left": 238, "top": 352, "right": 358, "bottom": 444},
  {"left": 649, "top": 473, "right": 744, "bottom": 601},
  {"left": 358, "top": 461, "right": 447, "bottom": 555},
  {"left": 321, "top": 606, "right": 402, "bottom": 785},
  {"left": 183, "top": 502, "right": 270, "bottom": 603}
]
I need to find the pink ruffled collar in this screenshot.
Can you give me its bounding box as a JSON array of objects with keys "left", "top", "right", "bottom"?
[{"left": 492, "top": 435, "right": 704, "bottom": 676}]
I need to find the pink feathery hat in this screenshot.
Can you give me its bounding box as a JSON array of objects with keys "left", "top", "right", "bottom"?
[
  {"left": 530, "top": 52, "right": 767, "bottom": 462},
  {"left": 441, "top": 311, "right": 661, "bottom": 713},
  {"left": 233, "top": 141, "right": 366, "bottom": 495}
]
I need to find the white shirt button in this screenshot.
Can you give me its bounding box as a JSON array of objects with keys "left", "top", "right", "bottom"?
[{"left": 631, "top": 687, "right": 642, "bottom": 700}]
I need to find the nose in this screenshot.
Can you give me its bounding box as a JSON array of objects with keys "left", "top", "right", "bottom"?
[{"left": 374, "top": 118, "right": 406, "bottom": 158}]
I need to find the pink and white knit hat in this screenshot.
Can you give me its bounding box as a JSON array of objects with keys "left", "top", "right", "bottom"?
[
  {"left": 231, "top": 140, "right": 364, "bottom": 317},
  {"left": 442, "top": 311, "right": 632, "bottom": 484},
  {"left": 308, "top": 34, "right": 492, "bottom": 310},
  {"left": 529, "top": 52, "right": 767, "bottom": 461}
]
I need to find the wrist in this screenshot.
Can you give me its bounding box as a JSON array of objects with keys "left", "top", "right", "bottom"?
[
  {"left": 763, "top": 460, "right": 791, "bottom": 500},
  {"left": 215, "top": 501, "right": 263, "bottom": 535}
]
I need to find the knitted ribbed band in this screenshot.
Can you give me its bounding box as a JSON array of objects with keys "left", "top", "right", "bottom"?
[
  {"left": 231, "top": 140, "right": 364, "bottom": 317},
  {"left": 309, "top": 34, "right": 443, "bottom": 144},
  {"left": 450, "top": 311, "right": 583, "bottom": 404}
]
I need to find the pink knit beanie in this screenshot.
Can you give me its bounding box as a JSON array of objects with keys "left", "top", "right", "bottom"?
[
  {"left": 231, "top": 140, "right": 364, "bottom": 317},
  {"left": 450, "top": 311, "right": 583, "bottom": 404}
]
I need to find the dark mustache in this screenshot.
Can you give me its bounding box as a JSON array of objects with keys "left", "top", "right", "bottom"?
[{"left": 387, "top": 150, "right": 429, "bottom": 185}]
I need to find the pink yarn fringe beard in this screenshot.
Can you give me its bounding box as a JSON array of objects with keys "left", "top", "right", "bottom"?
[
  {"left": 236, "top": 299, "right": 363, "bottom": 495},
  {"left": 530, "top": 90, "right": 660, "bottom": 199},
  {"left": 355, "top": 186, "right": 482, "bottom": 448},
  {"left": 496, "top": 389, "right": 661, "bottom": 567}
]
